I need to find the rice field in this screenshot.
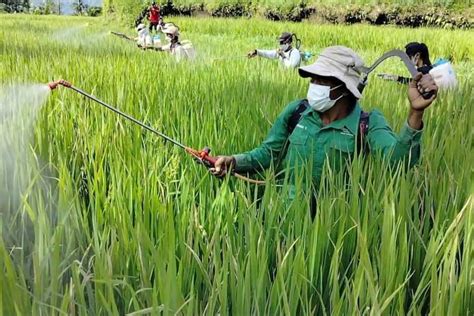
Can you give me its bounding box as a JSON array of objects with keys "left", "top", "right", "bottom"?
[{"left": 0, "top": 14, "right": 473, "bottom": 315}]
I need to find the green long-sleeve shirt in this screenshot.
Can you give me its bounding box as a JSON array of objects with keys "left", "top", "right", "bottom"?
[{"left": 233, "top": 99, "right": 422, "bottom": 188}]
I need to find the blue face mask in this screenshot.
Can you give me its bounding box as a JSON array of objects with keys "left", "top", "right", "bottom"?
[{"left": 307, "top": 83, "right": 345, "bottom": 112}]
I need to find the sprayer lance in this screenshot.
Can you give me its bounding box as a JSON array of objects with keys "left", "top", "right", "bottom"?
[
  {"left": 47, "top": 79, "right": 266, "bottom": 185},
  {"left": 47, "top": 79, "right": 187, "bottom": 150}
]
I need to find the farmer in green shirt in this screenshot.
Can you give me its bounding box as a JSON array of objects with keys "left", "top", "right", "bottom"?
[{"left": 211, "top": 46, "right": 438, "bottom": 200}]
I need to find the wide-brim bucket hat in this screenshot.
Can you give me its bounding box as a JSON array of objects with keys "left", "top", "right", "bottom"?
[{"left": 299, "top": 46, "right": 365, "bottom": 99}]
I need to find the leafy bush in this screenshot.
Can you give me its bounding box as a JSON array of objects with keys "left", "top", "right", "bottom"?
[
  {"left": 205, "top": 0, "right": 252, "bottom": 17},
  {"left": 0, "top": 0, "right": 29, "bottom": 13},
  {"left": 103, "top": 0, "right": 472, "bottom": 28},
  {"left": 86, "top": 6, "right": 102, "bottom": 17}
]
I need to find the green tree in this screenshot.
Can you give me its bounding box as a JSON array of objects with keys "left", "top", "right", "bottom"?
[
  {"left": 73, "top": 0, "right": 88, "bottom": 15},
  {"left": 41, "top": 0, "right": 57, "bottom": 14},
  {"left": 0, "top": 0, "right": 30, "bottom": 12},
  {"left": 86, "top": 6, "right": 102, "bottom": 16}
]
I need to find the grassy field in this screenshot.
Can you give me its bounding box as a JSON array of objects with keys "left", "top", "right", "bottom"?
[{"left": 1, "top": 14, "right": 473, "bottom": 315}]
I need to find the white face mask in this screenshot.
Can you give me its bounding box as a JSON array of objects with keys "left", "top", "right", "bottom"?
[
  {"left": 307, "top": 83, "right": 345, "bottom": 113},
  {"left": 280, "top": 43, "right": 290, "bottom": 52}
]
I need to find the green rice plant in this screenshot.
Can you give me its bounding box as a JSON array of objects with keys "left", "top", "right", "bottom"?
[{"left": 0, "top": 14, "right": 472, "bottom": 315}]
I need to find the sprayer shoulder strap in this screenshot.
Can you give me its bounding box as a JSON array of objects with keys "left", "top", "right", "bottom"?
[
  {"left": 357, "top": 111, "right": 370, "bottom": 154},
  {"left": 287, "top": 100, "right": 371, "bottom": 154},
  {"left": 287, "top": 99, "right": 309, "bottom": 134}
]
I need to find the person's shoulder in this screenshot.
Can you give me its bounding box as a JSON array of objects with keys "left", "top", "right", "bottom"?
[
  {"left": 290, "top": 48, "right": 302, "bottom": 60},
  {"left": 181, "top": 40, "right": 193, "bottom": 46},
  {"left": 283, "top": 99, "right": 307, "bottom": 113},
  {"left": 290, "top": 48, "right": 301, "bottom": 54},
  {"left": 288, "top": 98, "right": 306, "bottom": 106},
  {"left": 367, "top": 109, "right": 390, "bottom": 128}
]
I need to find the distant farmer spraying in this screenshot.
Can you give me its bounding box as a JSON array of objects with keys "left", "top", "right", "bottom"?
[
  {"left": 148, "top": 2, "right": 161, "bottom": 33},
  {"left": 378, "top": 42, "right": 457, "bottom": 89},
  {"left": 135, "top": 23, "right": 153, "bottom": 49},
  {"left": 212, "top": 46, "right": 438, "bottom": 211},
  {"left": 157, "top": 24, "right": 195, "bottom": 61},
  {"left": 379, "top": 42, "right": 433, "bottom": 83},
  {"left": 248, "top": 32, "right": 302, "bottom": 69}
]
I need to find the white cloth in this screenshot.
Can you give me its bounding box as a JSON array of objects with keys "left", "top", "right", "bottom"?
[
  {"left": 429, "top": 62, "right": 458, "bottom": 90},
  {"left": 162, "top": 41, "right": 196, "bottom": 61},
  {"left": 256, "top": 47, "right": 301, "bottom": 68},
  {"left": 137, "top": 29, "right": 153, "bottom": 48}
]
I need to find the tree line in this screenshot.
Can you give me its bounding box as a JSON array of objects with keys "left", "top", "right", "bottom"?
[{"left": 0, "top": 0, "right": 102, "bottom": 16}]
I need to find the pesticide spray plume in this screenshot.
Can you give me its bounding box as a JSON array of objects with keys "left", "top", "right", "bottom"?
[
  {"left": 47, "top": 79, "right": 265, "bottom": 185},
  {"left": 1, "top": 83, "right": 58, "bottom": 254}
]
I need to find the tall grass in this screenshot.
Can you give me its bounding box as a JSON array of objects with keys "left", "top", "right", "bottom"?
[{"left": 0, "top": 14, "right": 473, "bottom": 315}]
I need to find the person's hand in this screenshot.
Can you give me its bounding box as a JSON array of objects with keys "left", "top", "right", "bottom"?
[
  {"left": 377, "top": 73, "right": 399, "bottom": 81},
  {"left": 247, "top": 49, "right": 257, "bottom": 58},
  {"left": 277, "top": 48, "right": 285, "bottom": 58},
  {"left": 209, "top": 156, "right": 235, "bottom": 177},
  {"left": 408, "top": 73, "right": 438, "bottom": 111}
]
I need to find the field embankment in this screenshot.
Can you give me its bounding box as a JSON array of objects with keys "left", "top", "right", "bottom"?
[{"left": 104, "top": 0, "right": 473, "bottom": 29}]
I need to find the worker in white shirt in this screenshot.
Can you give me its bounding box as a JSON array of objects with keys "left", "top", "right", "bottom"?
[
  {"left": 247, "top": 32, "right": 302, "bottom": 69},
  {"left": 135, "top": 23, "right": 153, "bottom": 49},
  {"left": 158, "top": 24, "right": 195, "bottom": 61}
]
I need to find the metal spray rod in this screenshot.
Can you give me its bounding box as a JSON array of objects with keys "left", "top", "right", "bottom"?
[
  {"left": 48, "top": 80, "right": 187, "bottom": 150},
  {"left": 47, "top": 79, "right": 266, "bottom": 185}
]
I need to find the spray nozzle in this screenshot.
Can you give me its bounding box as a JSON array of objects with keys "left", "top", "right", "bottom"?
[{"left": 47, "top": 79, "right": 72, "bottom": 90}]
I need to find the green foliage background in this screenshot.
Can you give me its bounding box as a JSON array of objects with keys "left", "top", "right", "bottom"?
[
  {"left": 0, "top": 14, "right": 473, "bottom": 315},
  {"left": 103, "top": 0, "right": 473, "bottom": 29}
]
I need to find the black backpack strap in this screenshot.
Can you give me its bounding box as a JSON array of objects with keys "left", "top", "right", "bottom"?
[
  {"left": 275, "top": 99, "right": 309, "bottom": 171},
  {"left": 357, "top": 111, "right": 370, "bottom": 154},
  {"left": 287, "top": 99, "right": 309, "bottom": 134}
]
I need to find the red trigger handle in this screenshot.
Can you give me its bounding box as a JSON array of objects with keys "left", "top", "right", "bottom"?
[{"left": 199, "top": 147, "right": 217, "bottom": 167}]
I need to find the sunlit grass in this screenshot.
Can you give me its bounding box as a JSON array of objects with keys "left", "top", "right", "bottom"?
[{"left": 0, "top": 14, "right": 472, "bottom": 315}]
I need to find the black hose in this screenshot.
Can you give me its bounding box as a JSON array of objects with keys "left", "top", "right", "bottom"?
[{"left": 292, "top": 34, "right": 301, "bottom": 50}]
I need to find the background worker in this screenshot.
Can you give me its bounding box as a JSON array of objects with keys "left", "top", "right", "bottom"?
[
  {"left": 135, "top": 23, "right": 153, "bottom": 49},
  {"left": 212, "top": 46, "right": 438, "bottom": 207},
  {"left": 158, "top": 24, "right": 195, "bottom": 60},
  {"left": 248, "top": 32, "right": 302, "bottom": 69},
  {"left": 157, "top": 17, "right": 166, "bottom": 32},
  {"left": 148, "top": 2, "right": 161, "bottom": 33},
  {"left": 378, "top": 42, "right": 432, "bottom": 83},
  {"left": 379, "top": 42, "right": 457, "bottom": 89}
]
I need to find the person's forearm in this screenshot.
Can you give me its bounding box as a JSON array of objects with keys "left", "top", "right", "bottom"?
[
  {"left": 232, "top": 146, "right": 274, "bottom": 173},
  {"left": 257, "top": 49, "right": 278, "bottom": 59},
  {"left": 407, "top": 108, "right": 424, "bottom": 130}
]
